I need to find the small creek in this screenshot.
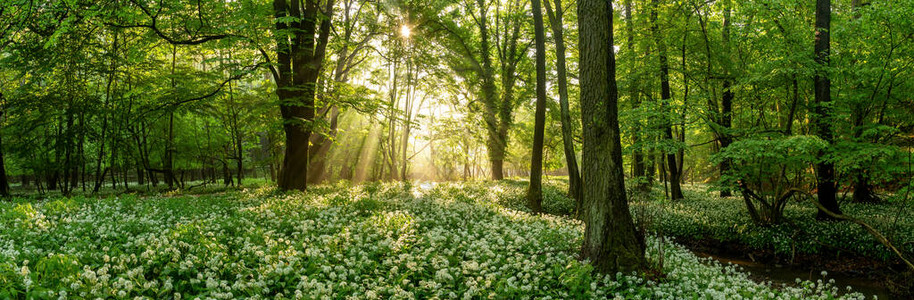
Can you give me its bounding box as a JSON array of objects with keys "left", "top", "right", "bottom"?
[{"left": 694, "top": 251, "right": 894, "bottom": 299}]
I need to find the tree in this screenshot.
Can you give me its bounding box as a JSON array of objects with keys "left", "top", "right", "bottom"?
[
  {"left": 813, "top": 0, "right": 841, "bottom": 219},
  {"left": 526, "top": 0, "right": 547, "bottom": 213},
  {"left": 0, "top": 109, "right": 8, "bottom": 197},
  {"left": 622, "top": 0, "right": 649, "bottom": 193},
  {"left": 272, "top": 0, "right": 336, "bottom": 191},
  {"left": 544, "top": 0, "right": 583, "bottom": 206},
  {"left": 578, "top": 0, "right": 645, "bottom": 274},
  {"left": 0, "top": 1, "right": 25, "bottom": 197},
  {"left": 649, "top": 0, "right": 683, "bottom": 200},
  {"left": 427, "top": 0, "right": 526, "bottom": 181},
  {"left": 307, "top": 0, "right": 380, "bottom": 184},
  {"left": 718, "top": 0, "right": 734, "bottom": 198}
]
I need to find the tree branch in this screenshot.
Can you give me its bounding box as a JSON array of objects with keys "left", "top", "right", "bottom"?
[
  {"left": 140, "top": 63, "right": 264, "bottom": 116},
  {"left": 804, "top": 192, "right": 914, "bottom": 271}
]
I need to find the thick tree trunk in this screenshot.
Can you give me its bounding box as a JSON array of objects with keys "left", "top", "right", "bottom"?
[
  {"left": 278, "top": 103, "right": 313, "bottom": 191},
  {"left": 527, "top": 0, "right": 548, "bottom": 213},
  {"left": 853, "top": 172, "right": 880, "bottom": 203},
  {"left": 813, "top": 0, "right": 842, "bottom": 219},
  {"left": 222, "top": 160, "right": 233, "bottom": 186},
  {"left": 307, "top": 107, "right": 339, "bottom": 184},
  {"left": 578, "top": 0, "right": 645, "bottom": 274},
  {"left": 273, "top": 0, "right": 334, "bottom": 192}
]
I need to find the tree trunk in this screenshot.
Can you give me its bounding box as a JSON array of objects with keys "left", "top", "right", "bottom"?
[
  {"left": 386, "top": 56, "right": 400, "bottom": 181},
  {"left": 273, "top": 0, "right": 335, "bottom": 192},
  {"left": 226, "top": 79, "right": 244, "bottom": 187},
  {"left": 719, "top": 81, "right": 733, "bottom": 197},
  {"left": 813, "top": 0, "right": 841, "bottom": 219},
  {"left": 853, "top": 172, "right": 879, "bottom": 203},
  {"left": 527, "top": 0, "right": 548, "bottom": 213},
  {"left": 578, "top": 0, "right": 645, "bottom": 274},
  {"left": 77, "top": 111, "right": 86, "bottom": 193},
  {"left": 0, "top": 110, "right": 9, "bottom": 197},
  {"left": 477, "top": 0, "right": 506, "bottom": 181},
  {"left": 222, "top": 159, "right": 233, "bottom": 186},
  {"left": 62, "top": 109, "right": 75, "bottom": 195},
  {"left": 847, "top": 0, "right": 879, "bottom": 204},
  {"left": 164, "top": 45, "right": 178, "bottom": 189},
  {"left": 307, "top": 107, "right": 339, "bottom": 184},
  {"left": 650, "top": 0, "right": 682, "bottom": 200},
  {"left": 623, "top": 0, "right": 649, "bottom": 193},
  {"left": 400, "top": 57, "right": 415, "bottom": 181},
  {"left": 545, "top": 0, "right": 583, "bottom": 206},
  {"left": 719, "top": 0, "right": 734, "bottom": 197}
]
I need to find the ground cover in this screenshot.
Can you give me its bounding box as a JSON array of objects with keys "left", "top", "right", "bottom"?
[{"left": 0, "top": 181, "right": 866, "bottom": 299}]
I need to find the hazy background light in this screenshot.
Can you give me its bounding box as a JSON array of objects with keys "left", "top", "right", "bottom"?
[{"left": 400, "top": 25, "right": 411, "bottom": 38}]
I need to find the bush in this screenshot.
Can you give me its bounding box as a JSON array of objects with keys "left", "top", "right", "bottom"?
[{"left": 713, "top": 135, "right": 827, "bottom": 225}]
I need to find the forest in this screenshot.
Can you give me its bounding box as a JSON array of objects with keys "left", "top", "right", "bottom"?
[{"left": 0, "top": 0, "right": 913, "bottom": 299}]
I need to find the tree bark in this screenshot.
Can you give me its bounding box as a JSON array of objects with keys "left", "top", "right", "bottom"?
[
  {"left": 578, "top": 0, "right": 645, "bottom": 274},
  {"left": 305, "top": 0, "right": 369, "bottom": 184},
  {"left": 163, "top": 45, "right": 178, "bottom": 189},
  {"left": 0, "top": 109, "right": 9, "bottom": 197},
  {"left": 719, "top": 0, "right": 734, "bottom": 197},
  {"left": 719, "top": 81, "right": 734, "bottom": 197},
  {"left": 274, "top": 0, "right": 335, "bottom": 192},
  {"left": 307, "top": 107, "right": 339, "bottom": 184},
  {"left": 650, "top": 0, "right": 683, "bottom": 200},
  {"left": 477, "top": 0, "right": 507, "bottom": 181},
  {"left": 544, "top": 0, "right": 583, "bottom": 206},
  {"left": 813, "top": 0, "right": 841, "bottom": 219},
  {"left": 527, "top": 0, "right": 548, "bottom": 213},
  {"left": 623, "top": 0, "right": 649, "bottom": 193}
]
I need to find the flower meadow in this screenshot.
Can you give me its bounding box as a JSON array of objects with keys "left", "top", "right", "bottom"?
[{"left": 1, "top": 182, "right": 866, "bottom": 299}]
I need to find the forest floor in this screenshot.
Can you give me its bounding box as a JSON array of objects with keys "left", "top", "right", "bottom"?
[
  {"left": 630, "top": 184, "right": 914, "bottom": 299},
  {"left": 0, "top": 179, "right": 902, "bottom": 299}
]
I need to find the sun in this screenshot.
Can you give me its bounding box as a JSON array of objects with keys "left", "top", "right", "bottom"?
[{"left": 400, "top": 25, "right": 411, "bottom": 39}]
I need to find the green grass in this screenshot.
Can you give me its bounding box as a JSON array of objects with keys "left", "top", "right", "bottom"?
[{"left": 0, "top": 181, "right": 865, "bottom": 299}]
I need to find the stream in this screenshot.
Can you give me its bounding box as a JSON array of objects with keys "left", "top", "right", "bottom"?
[{"left": 694, "top": 251, "right": 894, "bottom": 299}]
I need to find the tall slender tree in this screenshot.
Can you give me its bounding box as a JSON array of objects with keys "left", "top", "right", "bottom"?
[
  {"left": 718, "top": 0, "right": 734, "bottom": 197},
  {"left": 623, "top": 0, "right": 649, "bottom": 193},
  {"left": 0, "top": 109, "right": 8, "bottom": 197},
  {"left": 527, "top": 0, "right": 547, "bottom": 213},
  {"left": 544, "top": 0, "right": 583, "bottom": 206},
  {"left": 813, "top": 0, "right": 841, "bottom": 218},
  {"left": 578, "top": 0, "right": 645, "bottom": 273},
  {"left": 649, "top": 0, "right": 683, "bottom": 200}
]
